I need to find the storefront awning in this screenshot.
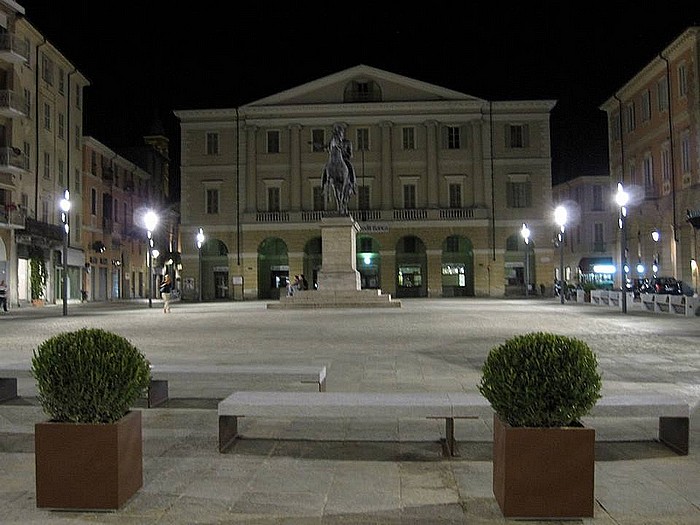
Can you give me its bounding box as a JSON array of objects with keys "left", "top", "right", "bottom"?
[{"left": 579, "top": 257, "right": 613, "bottom": 273}]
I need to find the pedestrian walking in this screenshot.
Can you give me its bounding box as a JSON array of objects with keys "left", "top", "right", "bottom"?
[
  {"left": 160, "top": 274, "right": 173, "bottom": 313},
  {"left": 0, "top": 279, "right": 8, "bottom": 312}
]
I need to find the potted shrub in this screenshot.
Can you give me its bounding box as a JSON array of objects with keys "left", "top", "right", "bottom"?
[
  {"left": 31, "top": 328, "right": 151, "bottom": 510},
  {"left": 478, "top": 332, "right": 602, "bottom": 519}
]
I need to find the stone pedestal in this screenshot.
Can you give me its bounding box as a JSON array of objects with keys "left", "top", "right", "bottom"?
[
  {"left": 317, "top": 216, "right": 361, "bottom": 291},
  {"left": 269, "top": 215, "right": 400, "bottom": 309}
]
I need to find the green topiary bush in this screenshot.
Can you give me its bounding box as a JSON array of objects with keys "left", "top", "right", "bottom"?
[
  {"left": 31, "top": 328, "right": 151, "bottom": 424},
  {"left": 478, "top": 332, "right": 602, "bottom": 427}
]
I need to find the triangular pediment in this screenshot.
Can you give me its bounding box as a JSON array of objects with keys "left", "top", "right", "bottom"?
[{"left": 243, "top": 64, "right": 483, "bottom": 107}]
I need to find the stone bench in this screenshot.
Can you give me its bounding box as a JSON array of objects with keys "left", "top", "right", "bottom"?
[
  {"left": 218, "top": 391, "right": 493, "bottom": 456},
  {"left": 147, "top": 364, "right": 327, "bottom": 407},
  {"left": 218, "top": 391, "right": 691, "bottom": 456},
  {"left": 0, "top": 363, "right": 327, "bottom": 407},
  {"left": 587, "top": 393, "right": 691, "bottom": 455}
]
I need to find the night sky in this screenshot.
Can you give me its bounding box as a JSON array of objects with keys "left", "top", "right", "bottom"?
[{"left": 17, "top": 2, "right": 698, "bottom": 189}]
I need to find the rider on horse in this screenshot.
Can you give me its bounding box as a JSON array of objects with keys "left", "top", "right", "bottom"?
[{"left": 322, "top": 123, "right": 357, "bottom": 215}]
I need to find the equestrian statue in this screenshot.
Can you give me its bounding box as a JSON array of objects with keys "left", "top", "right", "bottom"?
[{"left": 321, "top": 123, "right": 357, "bottom": 215}]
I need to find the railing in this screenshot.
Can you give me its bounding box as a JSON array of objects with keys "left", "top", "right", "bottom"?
[
  {"left": 0, "top": 33, "right": 30, "bottom": 62},
  {"left": 0, "top": 147, "right": 29, "bottom": 171},
  {"left": 0, "top": 90, "right": 29, "bottom": 116},
  {"left": 250, "top": 207, "right": 489, "bottom": 224},
  {"left": 0, "top": 205, "right": 26, "bottom": 228}
]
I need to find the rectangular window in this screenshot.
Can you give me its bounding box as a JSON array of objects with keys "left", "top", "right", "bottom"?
[
  {"left": 58, "top": 159, "right": 64, "bottom": 186},
  {"left": 206, "top": 188, "right": 219, "bottom": 214},
  {"left": 506, "top": 179, "right": 531, "bottom": 208},
  {"left": 41, "top": 200, "right": 49, "bottom": 223},
  {"left": 662, "top": 147, "right": 671, "bottom": 181},
  {"left": 58, "top": 113, "right": 64, "bottom": 139},
  {"left": 75, "top": 85, "right": 81, "bottom": 109},
  {"left": 592, "top": 185, "right": 603, "bottom": 211},
  {"left": 114, "top": 198, "right": 119, "bottom": 222},
  {"left": 681, "top": 134, "right": 690, "bottom": 173},
  {"left": 657, "top": 77, "right": 668, "bottom": 111},
  {"left": 267, "top": 187, "right": 280, "bottom": 212},
  {"left": 313, "top": 185, "right": 325, "bottom": 211},
  {"left": 24, "top": 88, "right": 31, "bottom": 116},
  {"left": 507, "top": 124, "right": 529, "bottom": 148},
  {"left": 643, "top": 154, "right": 654, "bottom": 193},
  {"left": 266, "top": 130, "right": 280, "bottom": 153},
  {"left": 43, "top": 151, "right": 50, "bottom": 180},
  {"left": 74, "top": 125, "right": 81, "bottom": 149},
  {"left": 206, "top": 132, "right": 219, "bottom": 155},
  {"left": 402, "top": 127, "right": 415, "bottom": 150},
  {"left": 58, "top": 68, "right": 65, "bottom": 94},
  {"left": 403, "top": 184, "right": 416, "bottom": 209},
  {"left": 448, "top": 183, "right": 461, "bottom": 208},
  {"left": 74, "top": 168, "right": 81, "bottom": 193},
  {"left": 593, "top": 223, "right": 604, "bottom": 251},
  {"left": 626, "top": 103, "right": 636, "bottom": 132},
  {"left": 678, "top": 64, "right": 687, "bottom": 97},
  {"left": 91, "top": 188, "right": 97, "bottom": 215},
  {"left": 446, "top": 126, "right": 460, "bottom": 149},
  {"left": 73, "top": 213, "right": 81, "bottom": 242},
  {"left": 43, "top": 102, "right": 51, "bottom": 130},
  {"left": 358, "top": 185, "right": 370, "bottom": 209},
  {"left": 356, "top": 128, "right": 369, "bottom": 151},
  {"left": 641, "top": 89, "right": 651, "bottom": 121},
  {"left": 41, "top": 53, "right": 53, "bottom": 85},
  {"left": 311, "top": 129, "right": 325, "bottom": 151}
]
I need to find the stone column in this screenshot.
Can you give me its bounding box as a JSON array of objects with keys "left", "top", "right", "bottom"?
[
  {"left": 289, "top": 124, "right": 301, "bottom": 210},
  {"left": 245, "top": 125, "right": 257, "bottom": 213},
  {"left": 380, "top": 121, "right": 393, "bottom": 210}
]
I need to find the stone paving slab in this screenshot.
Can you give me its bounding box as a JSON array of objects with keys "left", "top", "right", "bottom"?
[{"left": 0, "top": 298, "right": 698, "bottom": 524}]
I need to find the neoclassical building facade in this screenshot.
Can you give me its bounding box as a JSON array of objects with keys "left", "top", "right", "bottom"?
[{"left": 176, "top": 65, "right": 558, "bottom": 300}]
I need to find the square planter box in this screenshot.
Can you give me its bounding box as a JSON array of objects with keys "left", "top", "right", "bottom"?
[
  {"left": 35, "top": 410, "right": 143, "bottom": 510},
  {"left": 492, "top": 414, "right": 595, "bottom": 519}
]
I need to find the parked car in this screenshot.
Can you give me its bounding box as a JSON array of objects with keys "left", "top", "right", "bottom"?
[{"left": 642, "top": 277, "right": 683, "bottom": 295}]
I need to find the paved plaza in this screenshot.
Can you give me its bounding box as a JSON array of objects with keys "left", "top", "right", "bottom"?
[{"left": 0, "top": 297, "right": 699, "bottom": 524}]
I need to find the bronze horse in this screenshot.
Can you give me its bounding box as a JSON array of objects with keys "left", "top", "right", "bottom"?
[{"left": 322, "top": 132, "right": 356, "bottom": 215}]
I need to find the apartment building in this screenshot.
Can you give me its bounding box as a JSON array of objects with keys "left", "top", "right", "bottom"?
[
  {"left": 600, "top": 27, "right": 700, "bottom": 293},
  {"left": 0, "top": 0, "right": 90, "bottom": 306},
  {"left": 176, "top": 65, "right": 558, "bottom": 300},
  {"left": 552, "top": 175, "right": 617, "bottom": 288},
  {"left": 81, "top": 130, "right": 178, "bottom": 303}
]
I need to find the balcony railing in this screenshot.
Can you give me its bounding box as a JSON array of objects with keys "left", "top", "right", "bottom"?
[
  {"left": 0, "top": 90, "right": 29, "bottom": 117},
  {"left": 249, "top": 207, "right": 489, "bottom": 224},
  {"left": 0, "top": 33, "right": 30, "bottom": 63},
  {"left": 0, "top": 204, "right": 26, "bottom": 228},
  {"left": 0, "top": 146, "right": 29, "bottom": 173}
]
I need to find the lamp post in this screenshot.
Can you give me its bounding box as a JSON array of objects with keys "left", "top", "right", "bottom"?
[
  {"left": 196, "top": 227, "right": 205, "bottom": 302},
  {"left": 521, "top": 223, "right": 530, "bottom": 297},
  {"left": 651, "top": 229, "right": 660, "bottom": 277},
  {"left": 144, "top": 210, "right": 158, "bottom": 308},
  {"left": 616, "top": 183, "right": 629, "bottom": 314},
  {"left": 59, "top": 189, "right": 71, "bottom": 316},
  {"left": 554, "top": 206, "right": 567, "bottom": 304}
]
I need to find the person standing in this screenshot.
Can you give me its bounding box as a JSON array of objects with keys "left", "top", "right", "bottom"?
[
  {"left": 0, "top": 279, "right": 7, "bottom": 312},
  {"left": 160, "top": 274, "right": 172, "bottom": 313}
]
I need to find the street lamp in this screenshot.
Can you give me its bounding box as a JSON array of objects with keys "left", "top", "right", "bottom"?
[
  {"left": 144, "top": 210, "right": 158, "bottom": 308},
  {"left": 615, "top": 183, "right": 629, "bottom": 313},
  {"left": 196, "top": 227, "right": 205, "bottom": 302},
  {"left": 521, "top": 223, "right": 531, "bottom": 297},
  {"left": 651, "top": 229, "right": 660, "bottom": 276},
  {"left": 554, "top": 206, "right": 567, "bottom": 304},
  {"left": 59, "top": 189, "right": 71, "bottom": 316}
]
